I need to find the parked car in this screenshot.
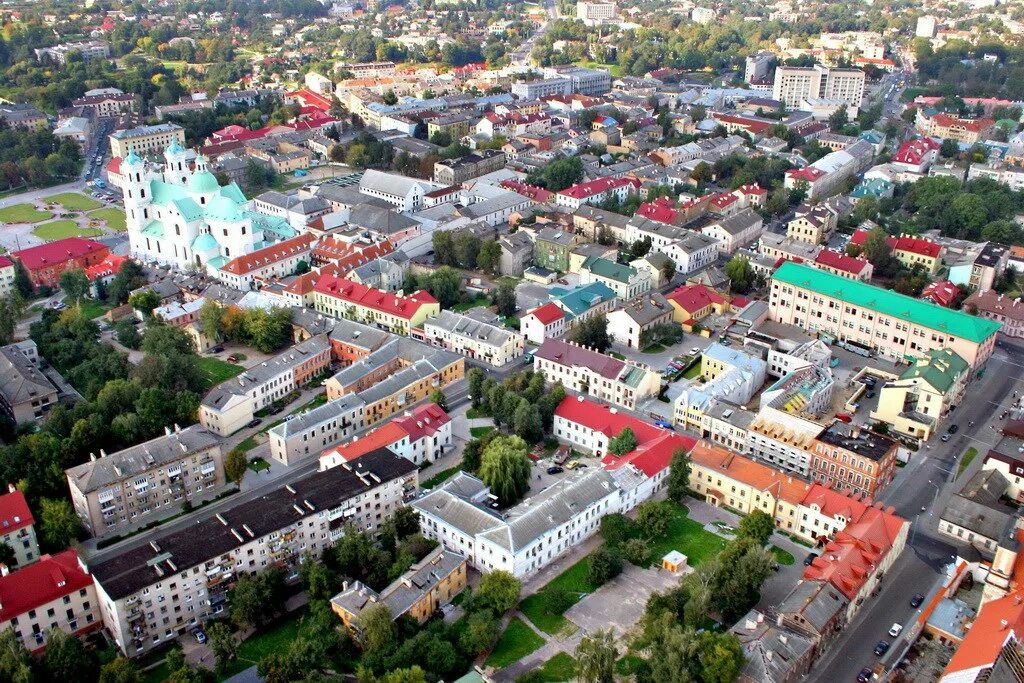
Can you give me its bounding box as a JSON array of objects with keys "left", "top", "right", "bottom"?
[
  {"left": 910, "top": 594, "right": 925, "bottom": 608},
  {"left": 227, "top": 354, "right": 239, "bottom": 363},
  {"left": 948, "top": 424, "right": 959, "bottom": 434},
  {"left": 210, "top": 345, "right": 224, "bottom": 354},
  {"left": 857, "top": 668, "right": 873, "bottom": 683},
  {"left": 247, "top": 418, "right": 262, "bottom": 428},
  {"left": 941, "top": 434, "right": 950, "bottom": 442},
  {"left": 836, "top": 413, "right": 853, "bottom": 423},
  {"left": 803, "top": 552, "right": 818, "bottom": 566},
  {"left": 874, "top": 640, "right": 889, "bottom": 656},
  {"left": 689, "top": 348, "right": 700, "bottom": 356},
  {"left": 654, "top": 419, "right": 674, "bottom": 430},
  {"left": 193, "top": 629, "right": 207, "bottom": 644},
  {"left": 546, "top": 466, "right": 564, "bottom": 475},
  {"left": 888, "top": 623, "right": 903, "bottom": 637},
  {"left": 867, "top": 391, "right": 875, "bottom": 399}
]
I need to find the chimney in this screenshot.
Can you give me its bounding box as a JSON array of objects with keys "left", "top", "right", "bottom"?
[
  {"left": 90, "top": 453, "right": 96, "bottom": 462},
  {"left": 174, "top": 423, "right": 180, "bottom": 433},
  {"left": 0, "top": 564, "right": 8, "bottom": 577},
  {"left": 164, "top": 426, "right": 172, "bottom": 436},
  {"left": 5, "top": 483, "right": 13, "bottom": 494},
  {"left": 100, "top": 449, "right": 106, "bottom": 458}
]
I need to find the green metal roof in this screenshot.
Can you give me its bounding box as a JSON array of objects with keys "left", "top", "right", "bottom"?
[
  {"left": 190, "top": 233, "right": 218, "bottom": 252},
  {"left": 220, "top": 182, "right": 248, "bottom": 204},
  {"left": 582, "top": 256, "right": 637, "bottom": 284},
  {"left": 900, "top": 348, "right": 968, "bottom": 392},
  {"left": 550, "top": 282, "right": 616, "bottom": 316},
  {"left": 188, "top": 170, "right": 220, "bottom": 194},
  {"left": 141, "top": 220, "right": 164, "bottom": 238},
  {"left": 172, "top": 197, "right": 204, "bottom": 222},
  {"left": 772, "top": 262, "right": 1001, "bottom": 344}
]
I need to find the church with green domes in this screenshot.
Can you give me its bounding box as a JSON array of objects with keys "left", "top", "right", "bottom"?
[{"left": 123, "top": 140, "right": 298, "bottom": 271}]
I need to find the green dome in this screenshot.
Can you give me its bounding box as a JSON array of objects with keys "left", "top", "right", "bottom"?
[
  {"left": 124, "top": 149, "right": 143, "bottom": 167},
  {"left": 188, "top": 170, "right": 220, "bottom": 194}
]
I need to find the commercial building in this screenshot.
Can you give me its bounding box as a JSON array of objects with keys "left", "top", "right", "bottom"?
[
  {"left": 543, "top": 66, "right": 613, "bottom": 95},
  {"left": 0, "top": 343, "right": 58, "bottom": 424},
  {"left": 91, "top": 448, "right": 417, "bottom": 656},
  {"left": 0, "top": 550, "right": 101, "bottom": 652},
  {"left": 809, "top": 420, "right": 899, "bottom": 498},
  {"left": 534, "top": 338, "right": 661, "bottom": 409},
  {"left": 916, "top": 109, "right": 995, "bottom": 145},
  {"left": 12, "top": 237, "right": 110, "bottom": 289},
  {"left": 772, "top": 65, "right": 865, "bottom": 110},
  {"left": 871, "top": 348, "right": 968, "bottom": 440},
  {"left": 769, "top": 261, "right": 1000, "bottom": 369},
  {"left": 674, "top": 344, "right": 767, "bottom": 429},
  {"left": 199, "top": 335, "right": 332, "bottom": 436},
  {"left": 109, "top": 124, "right": 186, "bottom": 159},
  {"left": 511, "top": 78, "right": 572, "bottom": 101},
  {"left": 421, "top": 309, "right": 525, "bottom": 367},
  {"left": 313, "top": 276, "right": 439, "bottom": 334},
  {"left": 0, "top": 489, "right": 38, "bottom": 568},
  {"left": 576, "top": 0, "right": 618, "bottom": 24},
  {"left": 65, "top": 426, "right": 225, "bottom": 538},
  {"left": 331, "top": 548, "right": 467, "bottom": 630}
]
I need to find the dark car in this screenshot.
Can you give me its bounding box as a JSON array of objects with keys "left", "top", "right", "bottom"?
[
  {"left": 911, "top": 593, "right": 925, "bottom": 608},
  {"left": 211, "top": 345, "right": 224, "bottom": 354},
  {"left": 247, "top": 418, "right": 262, "bottom": 428},
  {"left": 858, "top": 667, "right": 873, "bottom": 683},
  {"left": 948, "top": 424, "right": 959, "bottom": 434},
  {"left": 867, "top": 391, "right": 875, "bottom": 399},
  {"left": 546, "top": 466, "right": 564, "bottom": 475},
  {"left": 803, "top": 552, "right": 819, "bottom": 566},
  {"left": 874, "top": 640, "right": 889, "bottom": 656}
]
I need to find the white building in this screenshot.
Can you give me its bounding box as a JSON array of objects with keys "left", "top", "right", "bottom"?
[
  {"left": 320, "top": 403, "right": 453, "bottom": 469},
  {"left": 662, "top": 232, "right": 720, "bottom": 275},
  {"left": 421, "top": 309, "right": 525, "bottom": 368},
  {"left": 267, "top": 394, "right": 366, "bottom": 466},
  {"left": 772, "top": 65, "right": 865, "bottom": 110},
  {"left": 520, "top": 303, "right": 567, "bottom": 345},
  {"left": 358, "top": 169, "right": 439, "bottom": 212}
]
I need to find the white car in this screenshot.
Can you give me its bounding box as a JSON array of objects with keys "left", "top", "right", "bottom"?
[{"left": 888, "top": 623, "right": 903, "bottom": 637}]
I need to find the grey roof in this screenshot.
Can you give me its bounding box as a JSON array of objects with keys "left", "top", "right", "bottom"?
[
  {"left": 359, "top": 169, "right": 433, "bottom": 198},
  {"left": 575, "top": 206, "right": 629, "bottom": 228},
  {"left": 628, "top": 216, "right": 688, "bottom": 241},
  {"left": 255, "top": 191, "right": 329, "bottom": 215},
  {"left": 351, "top": 256, "right": 404, "bottom": 283},
  {"left": 942, "top": 469, "right": 1017, "bottom": 542},
  {"left": 290, "top": 307, "right": 335, "bottom": 337},
  {"left": 199, "top": 283, "right": 245, "bottom": 306},
  {"left": 499, "top": 231, "right": 533, "bottom": 255},
  {"left": 0, "top": 346, "right": 57, "bottom": 408},
  {"left": 66, "top": 425, "right": 220, "bottom": 493},
  {"left": 111, "top": 123, "right": 183, "bottom": 140},
  {"left": 731, "top": 609, "right": 815, "bottom": 683},
  {"left": 615, "top": 292, "right": 672, "bottom": 327},
  {"left": 536, "top": 226, "right": 578, "bottom": 247},
  {"left": 327, "top": 317, "right": 392, "bottom": 353},
  {"left": 330, "top": 338, "right": 461, "bottom": 404},
  {"left": 715, "top": 208, "right": 762, "bottom": 236},
  {"left": 777, "top": 580, "right": 848, "bottom": 633},
  {"left": 675, "top": 231, "right": 719, "bottom": 253},
  {"left": 424, "top": 309, "right": 519, "bottom": 349},
  {"left": 269, "top": 393, "right": 365, "bottom": 439},
  {"left": 201, "top": 334, "right": 330, "bottom": 410},
  {"left": 459, "top": 192, "right": 529, "bottom": 220},
  {"left": 90, "top": 448, "right": 416, "bottom": 600},
  {"left": 348, "top": 205, "right": 418, "bottom": 234}
]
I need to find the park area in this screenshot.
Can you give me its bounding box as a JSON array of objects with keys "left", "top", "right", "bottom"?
[
  {"left": 0, "top": 203, "right": 51, "bottom": 223},
  {"left": 88, "top": 207, "right": 127, "bottom": 231},
  {"left": 197, "top": 357, "right": 245, "bottom": 389},
  {"left": 0, "top": 192, "right": 124, "bottom": 248},
  {"left": 32, "top": 220, "right": 103, "bottom": 240},
  {"left": 47, "top": 192, "right": 103, "bottom": 211}
]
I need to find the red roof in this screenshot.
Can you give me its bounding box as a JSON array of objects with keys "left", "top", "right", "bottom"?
[
  {"left": 528, "top": 302, "right": 565, "bottom": 325},
  {"left": 893, "top": 138, "right": 940, "bottom": 165},
  {"left": 83, "top": 253, "right": 128, "bottom": 281},
  {"left": 666, "top": 284, "right": 727, "bottom": 314},
  {"left": 220, "top": 234, "right": 316, "bottom": 276},
  {"left": 285, "top": 89, "right": 333, "bottom": 112},
  {"left": 322, "top": 404, "right": 451, "bottom": 463},
  {"left": 0, "top": 490, "right": 33, "bottom": 534},
  {"left": 499, "top": 179, "right": 552, "bottom": 202},
  {"left": 787, "top": 166, "right": 827, "bottom": 182},
  {"left": 800, "top": 483, "right": 870, "bottom": 523},
  {"left": 105, "top": 156, "right": 122, "bottom": 175},
  {"left": 554, "top": 397, "right": 694, "bottom": 477},
  {"left": 712, "top": 113, "right": 773, "bottom": 135},
  {"left": 557, "top": 176, "right": 638, "bottom": 200},
  {"left": 944, "top": 589, "right": 1024, "bottom": 677},
  {"left": 313, "top": 276, "right": 437, "bottom": 320},
  {"left": 710, "top": 191, "right": 739, "bottom": 209},
  {"left": 922, "top": 280, "right": 960, "bottom": 307},
  {"left": 636, "top": 196, "right": 680, "bottom": 225},
  {"left": 13, "top": 238, "right": 108, "bottom": 271},
  {"left": 0, "top": 549, "right": 93, "bottom": 622},
  {"left": 312, "top": 238, "right": 394, "bottom": 271},
  {"left": 284, "top": 271, "right": 318, "bottom": 295},
  {"left": 850, "top": 229, "right": 941, "bottom": 258},
  {"left": 392, "top": 403, "right": 451, "bottom": 443},
  {"left": 0, "top": 256, "right": 12, "bottom": 269},
  {"left": 929, "top": 112, "right": 994, "bottom": 133},
  {"left": 814, "top": 249, "right": 871, "bottom": 275}
]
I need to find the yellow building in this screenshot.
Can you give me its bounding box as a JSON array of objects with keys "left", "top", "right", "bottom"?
[
  {"left": 870, "top": 348, "right": 968, "bottom": 440},
  {"left": 331, "top": 549, "right": 468, "bottom": 630},
  {"left": 313, "top": 277, "right": 440, "bottom": 335},
  {"left": 786, "top": 205, "right": 837, "bottom": 245},
  {"left": 109, "top": 123, "right": 186, "bottom": 158}
]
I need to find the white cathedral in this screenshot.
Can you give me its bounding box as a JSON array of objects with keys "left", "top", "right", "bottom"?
[{"left": 123, "top": 140, "right": 298, "bottom": 271}]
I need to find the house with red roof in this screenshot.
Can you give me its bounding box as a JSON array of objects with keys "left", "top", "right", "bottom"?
[
  {"left": 665, "top": 284, "right": 732, "bottom": 324},
  {"left": 12, "top": 238, "right": 110, "bottom": 288},
  {"left": 535, "top": 339, "right": 662, "bottom": 409},
  {"left": 0, "top": 549, "right": 101, "bottom": 652},
  {"left": 923, "top": 280, "right": 961, "bottom": 307},
  {"left": 216, "top": 233, "right": 317, "bottom": 290},
  {"left": 941, "top": 587, "right": 1024, "bottom": 682},
  {"left": 916, "top": 108, "right": 995, "bottom": 145},
  {"left": 554, "top": 177, "right": 640, "bottom": 210},
  {"left": 0, "top": 488, "right": 37, "bottom": 568},
  {"left": 708, "top": 184, "right": 767, "bottom": 217},
  {"left": 813, "top": 248, "right": 873, "bottom": 281},
  {"left": 312, "top": 276, "right": 439, "bottom": 335},
  {"left": 320, "top": 403, "right": 452, "bottom": 469},
  {"left": 520, "top": 302, "right": 566, "bottom": 344},
  {"left": 499, "top": 179, "right": 552, "bottom": 203},
  {"left": 851, "top": 229, "right": 944, "bottom": 273},
  {"left": 892, "top": 137, "right": 941, "bottom": 174}
]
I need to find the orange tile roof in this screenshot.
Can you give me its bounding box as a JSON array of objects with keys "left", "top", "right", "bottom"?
[
  {"left": 943, "top": 588, "right": 1024, "bottom": 677},
  {"left": 690, "top": 441, "right": 810, "bottom": 504},
  {"left": 220, "top": 234, "right": 317, "bottom": 276},
  {"left": 801, "top": 483, "right": 870, "bottom": 523},
  {"left": 313, "top": 276, "right": 437, "bottom": 319},
  {"left": 321, "top": 422, "right": 407, "bottom": 463}
]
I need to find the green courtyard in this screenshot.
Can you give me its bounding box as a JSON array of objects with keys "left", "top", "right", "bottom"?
[
  {"left": 88, "top": 207, "right": 127, "bottom": 231},
  {"left": 197, "top": 356, "right": 245, "bottom": 389},
  {"left": 485, "top": 616, "right": 546, "bottom": 669},
  {"left": 0, "top": 203, "right": 52, "bottom": 223}
]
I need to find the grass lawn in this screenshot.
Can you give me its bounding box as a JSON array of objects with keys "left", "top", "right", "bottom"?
[
  {"left": 220, "top": 611, "right": 305, "bottom": 678},
  {"left": 609, "top": 351, "right": 626, "bottom": 360},
  {"left": 957, "top": 447, "right": 978, "bottom": 478},
  {"left": 32, "top": 220, "right": 103, "bottom": 240},
  {"left": 577, "top": 60, "right": 624, "bottom": 77},
  {"left": 682, "top": 364, "right": 702, "bottom": 380},
  {"left": 453, "top": 295, "right": 489, "bottom": 312},
  {"left": 423, "top": 465, "right": 461, "bottom": 489},
  {"left": 0, "top": 203, "right": 52, "bottom": 223},
  {"left": 248, "top": 456, "right": 271, "bottom": 473},
  {"left": 770, "top": 546, "right": 796, "bottom": 565},
  {"left": 642, "top": 502, "right": 728, "bottom": 569},
  {"left": 197, "top": 356, "right": 245, "bottom": 389},
  {"left": 49, "top": 191, "right": 102, "bottom": 211},
  {"left": 536, "top": 653, "right": 576, "bottom": 681},
  {"left": 519, "top": 556, "right": 595, "bottom": 635},
  {"left": 291, "top": 392, "right": 327, "bottom": 414},
  {"left": 642, "top": 344, "right": 666, "bottom": 354},
  {"left": 470, "top": 426, "right": 495, "bottom": 439},
  {"left": 466, "top": 407, "right": 487, "bottom": 419},
  {"left": 77, "top": 299, "right": 110, "bottom": 320},
  {"left": 88, "top": 207, "right": 127, "bottom": 231},
  {"left": 485, "top": 616, "right": 546, "bottom": 668}
]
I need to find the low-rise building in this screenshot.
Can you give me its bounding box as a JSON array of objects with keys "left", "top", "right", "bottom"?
[
  {"left": 421, "top": 309, "right": 524, "bottom": 367},
  {"left": 606, "top": 293, "right": 674, "bottom": 349},
  {"left": 267, "top": 394, "right": 365, "bottom": 466},
  {"left": 964, "top": 289, "right": 1024, "bottom": 339},
  {"left": 521, "top": 302, "right": 566, "bottom": 345},
  {"left": 813, "top": 249, "right": 873, "bottom": 281},
  {"left": 313, "top": 277, "right": 439, "bottom": 335},
  {"left": 699, "top": 209, "right": 764, "bottom": 254},
  {"left": 320, "top": 403, "right": 452, "bottom": 469},
  {"left": 850, "top": 229, "right": 943, "bottom": 273},
  {"left": 810, "top": 420, "right": 899, "bottom": 498},
  {"left": 916, "top": 109, "right": 994, "bottom": 145},
  {"left": 939, "top": 469, "right": 1017, "bottom": 559},
  {"left": 549, "top": 282, "right": 618, "bottom": 324},
  {"left": 579, "top": 256, "right": 651, "bottom": 299},
  {"left": 554, "top": 177, "right": 639, "bottom": 210},
  {"left": 786, "top": 205, "right": 838, "bottom": 245},
  {"left": 433, "top": 150, "right": 506, "bottom": 185},
  {"left": 65, "top": 425, "right": 224, "bottom": 537},
  {"left": 871, "top": 348, "right": 968, "bottom": 440},
  {"left": 892, "top": 137, "right": 941, "bottom": 174},
  {"left": 665, "top": 284, "right": 731, "bottom": 325},
  {"left": 0, "top": 489, "right": 38, "bottom": 568},
  {"left": 199, "top": 335, "right": 332, "bottom": 436},
  {"left": 674, "top": 344, "right": 767, "bottom": 429},
  {"left": 12, "top": 237, "right": 110, "bottom": 289},
  {"left": 216, "top": 233, "right": 317, "bottom": 290},
  {"left": 534, "top": 338, "right": 661, "bottom": 409},
  {"left": 0, "top": 343, "right": 58, "bottom": 425},
  {"left": 533, "top": 227, "right": 580, "bottom": 272}
]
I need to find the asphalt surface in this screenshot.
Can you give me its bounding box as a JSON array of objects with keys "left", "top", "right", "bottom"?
[{"left": 807, "top": 338, "right": 1024, "bottom": 681}]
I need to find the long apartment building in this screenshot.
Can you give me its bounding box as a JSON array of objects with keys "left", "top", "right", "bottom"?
[
  {"left": 772, "top": 65, "right": 865, "bottom": 110},
  {"left": 320, "top": 402, "right": 452, "bottom": 469},
  {"left": 313, "top": 275, "right": 439, "bottom": 335},
  {"left": 267, "top": 393, "right": 365, "bottom": 466},
  {"left": 199, "top": 334, "right": 332, "bottom": 436},
  {"left": 769, "top": 261, "right": 1000, "bottom": 369},
  {"left": 533, "top": 338, "right": 661, "bottom": 410},
  {"left": 420, "top": 309, "right": 525, "bottom": 367},
  {"left": 66, "top": 425, "right": 225, "bottom": 538},
  {"left": 109, "top": 123, "right": 186, "bottom": 159},
  {"left": 90, "top": 448, "right": 417, "bottom": 657}
]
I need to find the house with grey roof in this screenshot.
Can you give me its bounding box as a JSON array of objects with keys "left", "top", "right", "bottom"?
[
  {"left": 359, "top": 169, "right": 440, "bottom": 211},
  {"left": 606, "top": 292, "right": 674, "bottom": 349},
  {"left": 421, "top": 309, "right": 525, "bottom": 367},
  {"left": 0, "top": 344, "right": 58, "bottom": 425},
  {"left": 731, "top": 609, "right": 816, "bottom": 683},
  {"left": 499, "top": 231, "right": 534, "bottom": 276},
  {"left": 65, "top": 425, "right": 224, "bottom": 537},
  {"left": 414, "top": 469, "right": 622, "bottom": 578},
  {"left": 267, "top": 393, "right": 365, "bottom": 466},
  {"left": 939, "top": 468, "right": 1018, "bottom": 559}
]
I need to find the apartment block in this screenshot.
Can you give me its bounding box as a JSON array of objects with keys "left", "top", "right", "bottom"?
[
  {"left": 0, "top": 489, "right": 38, "bottom": 568},
  {"left": 772, "top": 65, "right": 865, "bottom": 110},
  {"left": 65, "top": 425, "right": 225, "bottom": 537},
  {"left": 313, "top": 276, "right": 439, "bottom": 334},
  {"left": 320, "top": 403, "right": 453, "bottom": 469},
  {"left": 0, "top": 343, "right": 58, "bottom": 424},
  {"left": 34, "top": 40, "right": 110, "bottom": 64},
  {"left": 109, "top": 124, "right": 186, "bottom": 159},
  {"left": 433, "top": 150, "right": 506, "bottom": 185},
  {"left": 421, "top": 309, "right": 525, "bottom": 367},
  {"left": 90, "top": 448, "right": 417, "bottom": 657},
  {"left": 534, "top": 338, "right": 661, "bottom": 410},
  {"left": 267, "top": 393, "right": 366, "bottom": 466}
]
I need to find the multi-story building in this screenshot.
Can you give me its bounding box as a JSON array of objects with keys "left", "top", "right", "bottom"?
[
  {"left": 65, "top": 425, "right": 225, "bottom": 538},
  {"left": 892, "top": 137, "right": 942, "bottom": 174},
  {"left": 850, "top": 229, "right": 944, "bottom": 274},
  {"left": 964, "top": 289, "right": 1024, "bottom": 339},
  {"left": 533, "top": 227, "right": 580, "bottom": 272},
  {"left": 772, "top": 65, "right": 865, "bottom": 110},
  {"left": 579, "top": 256, "right": 651, "bottom": 299},
  {"left": 0, "top": 343, "right": 58, "bottom": 425},
  {"left": 12, "top": 237, "right": 110, "bottom": 289},
  {"left": 426, "top": 112, "right": 477, "bottom": 142},
  {"left": 90, "top": 448, "right": 417, "bottom": 656},
  {"left": 871, "top": 349, "right": 968, "bottom": 440},
  {"left": 662, "top": 231, "right": 720, "bottom": 276},
  {"left": 674, "top": 344, "right": 767, "bottom": 429},
  {"left": 511, "top": 78, "right": 572, "bottom": 101},
  {"left": 543, "top": 66, "right": 613, "bottom": 95},
  {"left": 313, "top": 276, "right": 439, "bottom": 334},
  {"left": 784, "top": 141, "right": 874, "bottom": 199},
  {"left": 554, "top": 177, "right": 639, "bottom": 210},
  {"left": 0, "top": 489, "right": 38, "bottom": 568},
  {"left": 698, "top": 208, "right": 764, "bottom": 254},
  {"left": 745, "top": 52, "right": 775, "bottom": 85},
  {"left": 786, "top": 205, "right": 838, "bottom": 245},
  {"left": 950, "top": 242, "right": 1009, "bottom": 293},
  {"left": 534, "top": 338, "right": 661, "bottom": 409},
  {"left": 109, "top": 124, "right": 185, "bottom": 159},
  {"left": 358, "top": 169, "right": 438, "bottom": 212},
  {"left": 215, "top": 233, "right": 317, "bottom": 290},
  {"left": 521, "top": 302, "right": 567, "bottom": 345},
  {"left": 199, "top": 334, "right": 332, "bottom": 436},
  {"left": 71, "top": 91, "right": 138, "bottom": 117},
  {"left": 433, "top": 150, "right": 506, "bottom": 185},
  {"left": 916, "top": 109, "right": 995, "bottom": 145},
  {"left": 34, "top": 40, "right": 109, "bottom": 64},
  {"left": 576, "top": 0, "right": 618, "bottom": 24},
  {"left": 0, "top": 103, "right": 47, "bottom": 130},
  {"left": 320, "top": 403, "right": 452, "bottom": 469},
  {"left": 605, "top": 293, "right": 673, "bottom": 349},
  {"left": 549, "top": 282, "right": 618, "bottom": 324},
  {"left": 345, "top": 62, "right": 397, "bottom": 79},
  {"left": 267, "top": 394, "right": 365, "bottom": 466},
  {"left": 747, "top": 405, "right": 822, "bottom": 476},
  {"left": 809, "top": 421, "right": 899, "bottom": 498},
  {"left": 813, "top": 249, "right": 873, "bottom": 280},
  {"left": 0, "top": 549, "right": 101, "bottom": 652},
  {"left": 769, "top": 261, "right": 1000, "bottom": 369},
  {"left": 421, "top": 309, "right": 525, "bottom": 367}
]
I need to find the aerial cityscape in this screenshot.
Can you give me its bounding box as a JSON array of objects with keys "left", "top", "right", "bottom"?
[{"left": 0, "top": 0, "right": 1022, "bottom": 681}]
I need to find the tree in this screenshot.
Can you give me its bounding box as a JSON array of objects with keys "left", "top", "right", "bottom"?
[
  {"left": 513, "top": 399, "right": 543, "bottom": 444},
  {"left": 453, "top": 230, "right": 481, "bottom": 269},
  {"left": 587, "top": 546, "right": 623, "bottom": 585},
  {"left": 630, "top": 236, "right": 653, "bottom": 259},
  {"left": 461, "top": 609, "right": 500, "bottom": 655},
  {"left": 229, "top": 568, "right": 285, "bottom": 630},
  {"left": 99, "top": 657, "right": 143, "bottom": 683},
  {"left": 940, "top": 138, "right": 959, "bottom": 158},
  {"left": 607, "top": 427, "right": 637, "bottom": 456},
  {"left": 725, "top": 255, "right": 754, "bottom": 293},
  {"left": 600, "top": 513, "right": 636, "bottom": 547},
  {"left": 432, "top": 231, "right": 456, "bottom": 267},
  {"left": 128, "top": 289, "right": 161, "bottom": 317},
  {"left": 359, "top": 602, "right": 395, "bottom": 653},
  {"left": 299, "top": 554, "right": 336, "bottom": 601},
  {"left": 421, "top": 267, "right": 462, "bottom": 308},
  {"left": 575, "top": 629, "right": 616, "bottom": 683},
  {"left": 59, "top": 268, "right": 90, "bottom": 303},
  {"left": 661, "top": 259, "right": 677, "bottom": 283},
  {"left": 622, "top": 538, "right": 650, "bottom": 565},
  {"left": 477, "top": 240, "right": 501, "bottom": 274},
  {"left": 199, "top": 301, "right": 224, "bottom": 342},
  {"left": 429, "top": 389, "right": 449, "bottom": 412},
  {"left": 39, "top": 498, "right": 81, "bottom": 551},
  {"left": 636, "top": 500, "right": 671, "bottom": 539},
  {"left": 569, "top": 314, "right": 610, "bottom": 353},
  {"left": 114, "top": 319, "right": 141, "bottom": 349},
  {"left": 493, "top": 281, "right": 517, "bottom": 318},
  {"left": 429, "top": 131, "right": 452, "bottom": 147},
  {"left": 695, "top": 630, "right": 745, "bottom": 683},
  {"left": 206, "top": 622, "right": 237, "bottom": 675},
  {"left": 0, "top": 628, "right": 32, "bottom": 682},
  {"left": 737, "top": 509, "right": 775, "bottom": 546},
  {"left": 475, "top": 570, "right": 521, "bottom": 614},
  {"left": 0, "top": 542, "right": 14, "bottom": 567},
  {"left": 43, "top": 627, "right": 99, "bottom": 680},
  {"left": 468, "top": 367, "right": 485, "bottom": 406},
  {"left": 478, "top": 435, "right": 531, "bottom": 505},
  {"left": 666, "top": 448, "right": 691, "bottom": 502},
  {"left": 828, "top": 105, "right": 849, "bottom": 131},
  {"left": 12, "top": 260, "right": 33, "bottom": 298}
]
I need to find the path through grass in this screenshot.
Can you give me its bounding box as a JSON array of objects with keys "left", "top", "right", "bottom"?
[
  {"left": 32, "top": 220, "right": 103, "bottom": 240},
  {"left": 486, "top": 616, "right": 546, "bottom": 668}
]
